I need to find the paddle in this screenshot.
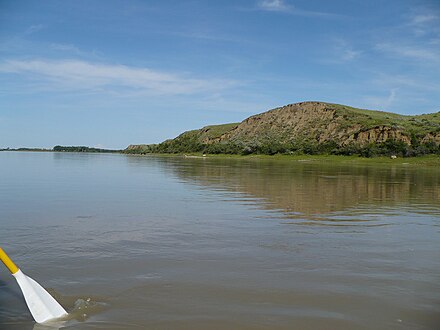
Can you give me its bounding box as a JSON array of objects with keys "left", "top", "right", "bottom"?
[{"left": 0, "top": 247, "right": 68, "bottom": 323}]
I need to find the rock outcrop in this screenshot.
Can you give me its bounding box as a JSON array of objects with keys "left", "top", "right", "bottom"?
[{"left": 204, "top": 101, "right": 429, "bottom": 147}]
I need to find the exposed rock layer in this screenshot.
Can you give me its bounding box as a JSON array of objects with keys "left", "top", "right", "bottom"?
[{"left": 203, "top": 102, "right": 438, "bottom": 146}]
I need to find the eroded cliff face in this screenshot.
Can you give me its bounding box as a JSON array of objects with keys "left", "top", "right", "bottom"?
[
  {"left": 219, "top": 102, "right": 335, "bottom": 141},
  {"left": 207, "top": 102, "right": 413, "bottom": 146},
  {"left": 344, "top": 126, "right": 412, "bottom": 146},
  {"left": 421, "top": 133, "right": 440, "bottom": 144}
]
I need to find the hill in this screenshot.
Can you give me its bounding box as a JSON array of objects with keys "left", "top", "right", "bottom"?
[{"left": 125, "top": 101, "right": 440, "bottom": 157}]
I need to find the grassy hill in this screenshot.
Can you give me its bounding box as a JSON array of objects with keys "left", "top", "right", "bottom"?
[
  {"left": 126, "top": 123, "right": 239, "bottom": 154},
  {"left": 126, "top": 101, "right": 440, "bottom": 157}
]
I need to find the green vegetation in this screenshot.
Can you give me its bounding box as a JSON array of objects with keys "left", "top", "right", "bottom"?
[
  {"left": 202, "top": 123, "right": 238, "bottom": 137},
  {"left": 2, "top": 146, "right": 120, "bottom": 153},
  {"left": 0, "top": 147, "right": 51, "bottom": 152},
  {"left": 125, "top": 152, "right": 440, "bottom": 168},
  {"left": 53, "top": 145, "right": 118, "bottom": 153},
  {"left": 125, "top": 123, "right": 239, "bottom": 154},
  {"left": 125, "top": 139, "right": 439, "bottom": 157},
  {"left": 332, "top": 103, "right": 440, "bottom": 135}
]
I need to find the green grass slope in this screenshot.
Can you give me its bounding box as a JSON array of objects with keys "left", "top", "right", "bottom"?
[
  {"left": 332, "top": 103, "right": 440, "bottom": 135},
  {"left": 125, "top": 123, "right": 239, "bottom": 154}
]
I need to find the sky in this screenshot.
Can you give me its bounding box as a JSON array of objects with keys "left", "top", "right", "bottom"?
[{"left": 1, "top": 0, "right": 439, "bottom": 149}]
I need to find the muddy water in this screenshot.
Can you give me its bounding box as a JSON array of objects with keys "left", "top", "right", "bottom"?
[{"left": 0, "top": 152, "right": 439, "bottom": 329}]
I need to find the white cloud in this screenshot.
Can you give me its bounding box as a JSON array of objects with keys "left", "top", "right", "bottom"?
[
  {"left": 318, "top": 39, "right": 361, "bottom": 64},
  {"left": 24, "top": 24, "right": 45, "bottom": 35},
  {"left": 375, "top": 43, "right": 439, "bottom": 62},
  {"left": 50, "top": 43, "right": 82, "bottom": 53},
  {"left": 406, "top": 11, "right": 440, "bottom": 36},
  {"left": 256, "top": 0, "right": 341, "bottom": 18},
  {"left": 371, "top": 73, "right": 440, "bottom": 92},
  {"left": 336, "top": 39, "right": 361, "bottom": 61},
  {"left": 386, "top": 88, "right": 397, "bottom": 107},
  {"left": 411, "top": 13, "right": 438, "bottom": 25},
  {"left": 341, "top": 49, "right": 360, "bottom": 61},
  {"left": 0, "top": 59, "right": 237, "bottom": 95},
  {"left": 363, "top": 88, "right": 398, "bottom": 110},
  {"left": 258, "top": 0, "right": 291, "bottom": 12}
]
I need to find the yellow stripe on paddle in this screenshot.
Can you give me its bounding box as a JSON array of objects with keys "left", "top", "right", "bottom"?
[{"left": 0, "top": 247, "right": 19, "bottom": 274}]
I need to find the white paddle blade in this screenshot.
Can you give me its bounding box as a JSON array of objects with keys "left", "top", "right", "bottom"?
[{"left": 12, "top": 270, "right": 68, "bottom": 323}]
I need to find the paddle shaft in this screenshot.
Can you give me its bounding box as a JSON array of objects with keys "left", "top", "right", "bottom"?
[{"left": 0, "top": 248, "right": 19, "bottom": 274}]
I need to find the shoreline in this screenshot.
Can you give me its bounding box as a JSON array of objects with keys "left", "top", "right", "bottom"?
[
  {"left": 126, "top": 152, "right": 440, "bottom": 166},
  {"left": 3, "top": 149, "right": 439, "bottom": 166}
]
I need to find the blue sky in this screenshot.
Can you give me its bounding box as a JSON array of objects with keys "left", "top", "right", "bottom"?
[{"left": 1, "top": 0, "right": 439, "bottom": 149}]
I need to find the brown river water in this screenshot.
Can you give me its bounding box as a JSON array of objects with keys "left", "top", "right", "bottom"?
[{"left": 0, "top": 152, "right": 439, "bottom": 329}]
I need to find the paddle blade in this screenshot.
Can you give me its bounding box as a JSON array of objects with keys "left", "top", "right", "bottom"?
[{"left": 12, "top": 270, "right": 68, "bottom": 323}]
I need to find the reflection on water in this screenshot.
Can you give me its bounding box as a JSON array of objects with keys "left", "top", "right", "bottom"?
[
  {"left": 146, "top": 156, "right": 440, "bottom": 215},
  {"left": 0, "top": 152, "right": 439, "bottom": 329}
]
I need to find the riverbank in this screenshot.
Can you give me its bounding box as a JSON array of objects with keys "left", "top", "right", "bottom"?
[{"left": 128, "top": 152, "right": 440, "bottom": 167}]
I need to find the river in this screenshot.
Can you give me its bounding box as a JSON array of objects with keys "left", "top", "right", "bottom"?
[{"left": 0, "top": 152, "right": 439, "bottom": 329}]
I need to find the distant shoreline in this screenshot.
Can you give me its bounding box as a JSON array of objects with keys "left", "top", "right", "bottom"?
[
  {"left": 0, "top": 148, "right": 52, "bottom": 152},
  {"left": 0, "top": 146, "right": 121, "bottom": 153}
]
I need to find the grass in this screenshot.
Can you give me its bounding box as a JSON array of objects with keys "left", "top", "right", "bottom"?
[
  {"left": 331, "top": 103, "right": 440, "bottom": 135},
  {"left": 138, "top": 152, "right": 440, "bottom": 167},
  {"left": 199, "top": 123, "right": 239, "bottom": 140}
]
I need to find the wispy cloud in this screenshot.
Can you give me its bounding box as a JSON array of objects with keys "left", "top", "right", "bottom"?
[
  {"left": 258, "top": 0, "right": 291, "bottom": 12},
  {"left": 0, "top": 59, "right": 237, "bottom": 95},
  {"left": 363, "top": 88, "right": 398, "bottom": 110},
  {"left": 411, "top": 13, "right": 438, "bottom": 25},
  {"left": 50, "top": 43, "right": 82, "bottom": 53},
  {"left": 341, "top": 49, "right": 359, "bottom": 61},
  {"left": 48, "top": 43, "right": 104, "bottom": 58},
  {"left": 256, "top": 0, "right": 341, "bottom": 18},
  {"left": 385, "top": 88, "right": 397, "bottom": 107},
  {"left": 335, "top": 39, "right": 361, "bottom": 61},
  {"left": 363, "top": 69, "right": 440, "bottom": 113},
  {"left": 375, "top": 43, "right": 439, "bottom": 62},
  {"left": 161, "top": 29, "right": 254, "bottom": 45},
  {"left": 317, "top": 39, "right": 361, "bottom": 64},
  {"left": 24, "top": 24, "right": 45, "bottom": 35},
  {"left": 372, "top": 73, "right": 439, "bottom": 91},
  {"left": 405, "top": 10, "right": 440, "bottom": 37}
]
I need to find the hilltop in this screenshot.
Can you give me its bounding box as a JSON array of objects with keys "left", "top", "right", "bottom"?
[{"left": 126, "top": 101, "right": 440, "bottom": 157}]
